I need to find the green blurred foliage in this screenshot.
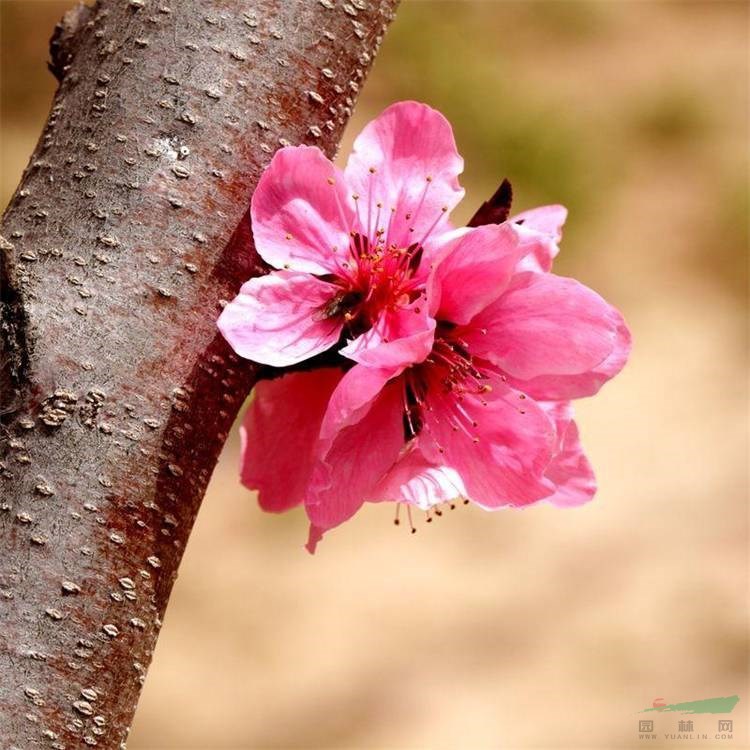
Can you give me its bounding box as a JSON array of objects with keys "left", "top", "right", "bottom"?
[
  {"left": 370, "top": 2, "right": 606, "bottom": 227},
  {"left": 703, "top": 177, "right": 750, "bottom": 299},
  {"left": 632, "top": 85, "right": 711, "bottom": 146}
]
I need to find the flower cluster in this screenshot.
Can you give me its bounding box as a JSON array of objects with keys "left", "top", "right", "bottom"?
[{"left": 218, "top": 102, "right": 631, "bottom": 552}]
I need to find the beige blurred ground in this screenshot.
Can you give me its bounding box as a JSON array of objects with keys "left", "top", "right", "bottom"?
[{"left": 1, "top": 1, "right": 748, "bottom": 748}]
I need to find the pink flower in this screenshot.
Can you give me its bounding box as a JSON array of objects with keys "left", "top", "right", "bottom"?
[
  {"left": 222, "top": 100, "right": 631, "bottom": 552},
  {"left": 218, "top": 101, "right": 464, "bottom": 367}
]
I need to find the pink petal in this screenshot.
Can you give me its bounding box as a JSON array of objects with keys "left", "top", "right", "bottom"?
[
  {"left": 464, "top": 272, "right": 627, "bottom": 386},
  {"left": 340, "top": 298, "right": 435, "bottom": 371},
  {"left": 539, "top": 402, "right": 596, "bottom": 507},
  {"left": 217, "top": 271, "right": 342, "bottom": 367},
  {"left": 344, "top": 101, "right": 464, "bottom": 250},
  {"left": 251, "top": 146, "right": 355, "bottom": 275},
  {"left": 512, "top": 205, "right": 567, "bottom": 273},
  {"left": 240, "top": 368, "right": 343, "bottom": 513},
  {"left": 513, "top": 204, "right": 567, "bottom": 238},
  {"left": 507, "top": 309, "right": 631, "bottom": 400},
  {"left": 317, "top": 363, "right": 398, "bottom": 447},
  {"left": 429, "top": 223, "right": 526, "bottom": 324},
  {"left": 416, "top": 225, "right": 468, "bottom": 282},
  {"left": 306, "top": 372, "right": 404, "bottom": 535},
  {"left": 373, "top": 443, "right": 466, "bottom": 509},
  {"left": 421, "top": 375, "right": 556, "bottom": 508}
]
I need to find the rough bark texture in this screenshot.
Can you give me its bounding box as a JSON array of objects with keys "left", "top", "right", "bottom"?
[{"left": 0, "top": 1, "right": 397, "bottom": 746}]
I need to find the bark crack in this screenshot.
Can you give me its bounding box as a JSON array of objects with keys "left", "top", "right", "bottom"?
[{"left": 0, "top": 236, "right": 31, "bottom": 414}]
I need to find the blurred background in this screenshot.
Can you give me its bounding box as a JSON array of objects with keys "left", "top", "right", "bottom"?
[{"left": 1, "top": 1, "right": 747, "bottom": 748}]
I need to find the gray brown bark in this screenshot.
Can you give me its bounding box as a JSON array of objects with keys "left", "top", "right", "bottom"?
[{"left": 0, "top": 1, "right": 397, "bottom": 746}]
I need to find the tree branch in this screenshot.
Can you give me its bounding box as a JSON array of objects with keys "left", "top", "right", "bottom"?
[{"left": 0, "top": 0, "right": 398, "bottom": 746}]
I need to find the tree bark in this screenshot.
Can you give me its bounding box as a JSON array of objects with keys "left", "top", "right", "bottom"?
[{"left": 0, "top": 1, "right": 398, "bottom": 746}]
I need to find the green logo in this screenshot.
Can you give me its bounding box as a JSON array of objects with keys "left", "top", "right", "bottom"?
[{"left": 642, "top": 696, "right": 739, "bottom": 714}]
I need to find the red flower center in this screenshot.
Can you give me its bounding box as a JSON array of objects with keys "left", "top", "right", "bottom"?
[
  {"left": 402, "top": 326, "right": 493, "bottom": 442},
  {"left": 321, "top": 232, "right": 424, "bottom": 337}
]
